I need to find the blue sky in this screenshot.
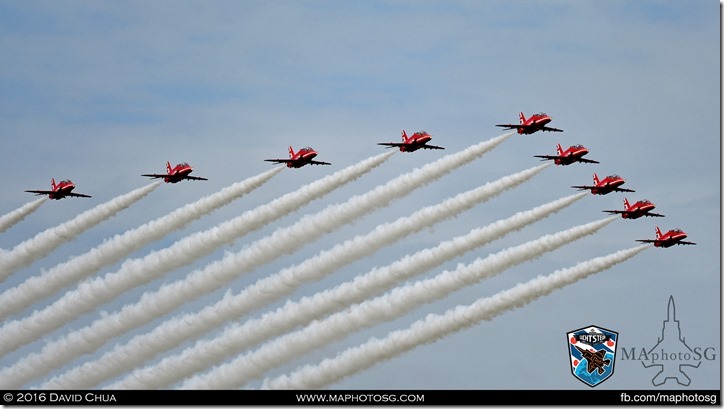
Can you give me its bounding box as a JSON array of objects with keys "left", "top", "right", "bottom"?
[{"left": 0, "top": 0, "right": 719, "bottom": 391}]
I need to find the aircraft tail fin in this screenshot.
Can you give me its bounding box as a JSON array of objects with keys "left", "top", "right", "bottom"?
[
  {"left": 623, "top": 198, "right": 630, "bottom": 209},
  {"left": 655, "top": 226, "right": 663, "bottom": 239},
  {"left": 166, "top": 161, "right": 172, "bottom": 174},
  {"left": 401, "top": 130, "right": 408, "bottom": 142},
  {"left": 592, "top": 173, "right": 600, "bottom": 185},
  {"left": 288, "top": 146, "right": 295, "bottom": 158},
  {"left": 519, "top": 112, "right": 526, "bottom": 124},
  {"left": 51, "top": 178, "right": 56, "bottom": 190},
  {"left": 556, "top": 143, "right": 563, "bottom": 156}
]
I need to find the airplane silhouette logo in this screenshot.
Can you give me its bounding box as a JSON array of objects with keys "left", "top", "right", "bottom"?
[
  {"left": 574, "top": 345, "right": 611, "bottom": 375},
  {"left": 567, "top": 325, "right": 618, "bottom": 387},
  {"left": 641, "top": 296, "right": 702, "bottom": 386}
]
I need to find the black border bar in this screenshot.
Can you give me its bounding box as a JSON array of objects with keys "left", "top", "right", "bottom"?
[{"left": 1, "top": 390, "right": 720, "bottom": 406}]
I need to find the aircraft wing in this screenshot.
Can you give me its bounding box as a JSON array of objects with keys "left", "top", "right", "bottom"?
[
  {"left": 264, "top": 159, "right": 293, "bottom": 165},
  {"left": 604, "top": 210, "right": 664, "bottom": 218},
  {"left": 309, "top": 160, "right": 332, "bottom": 166},
  {"left": 541, "top": 126, "right": 564, "bottom": 132},
  {"left": 533, "top": 155, "right": 559, "bottom": 161},
  {"left": 66, "top": 192, "right": 92, "bottom": 198},
  {"left": 577, "top": 158, "right": 600, "bottom": 164},
  {"left": 495, "top": 124, "right": 523, "bottom": 131},
  {"left": 141, "top": 173, "right": 167, "bottom": 179},
  {"left": 184, "top": 175, "right": 209, "bottom": 181},
  {"left": 377, "top": 142, "right": 404, "bottom": 149},
  {"left": 420, "top": 144, "right": 445, "bottom": 150},
  {"left": 636, "top": 239, "right": 697, "bottom": 246},
  {"left": 24, "top": 190, "right": 53, "bottom": 196},
  {"left": 25, "top": 190, "right": 91, "bottom": 198},
  {"left": 613, "top": 187, "right": 636, "bottom": 193},
  {"left": 571, "top": 185, "right": 595, "bottom": 191}
]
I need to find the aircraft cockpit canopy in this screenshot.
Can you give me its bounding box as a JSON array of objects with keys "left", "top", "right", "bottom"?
[
  {"left": 177, "top": 162, "right": 190, "bottom": 167},
  {"left": 671, "top": 229, "right": 684, "bottom": 234},
  {"left": 571, "top": 144, "right": 584, "bottom": 149},
  {"left": 608, "top": 174, "right": 621, "bottom": 179},
  {"left": 59, "top": 179, "right": 73, "bottom": 185},
  {"left": 300, "top": 146, "right": 314, "bottom": 152},
  {"left": 639, "top": 200, "right": 652, "bottom": 205}
]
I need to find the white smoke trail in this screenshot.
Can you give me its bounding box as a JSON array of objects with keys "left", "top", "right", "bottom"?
[
  {"left": 54, "top": 161, "right": 546, "bottom": 390},
  {"left": 0, "top": 198, "right": 46, "bottom": 234},
  {"left": 2, "top": 133, "right": 509, "bottom": 388},
  {"left": 0, "top": 168, "right": 281, "bottom": 320},
  {"left": 0, "top": 182, "right": 161, "bottom": 281},
  {"left": 0, "top": 152, "right": 391, "bottom": 360},
  {"left": 180, "top": 216, "right": 616, "bottom": 389},
  {"left": 264, "top": 245, "right": 650, "bottom": 389},
  {"left": 103, "top": 190, "right": 584, "bottom": 390}
]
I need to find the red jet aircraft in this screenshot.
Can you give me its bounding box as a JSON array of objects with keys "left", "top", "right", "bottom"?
[
  {"left": 496, "top": 112, "right": 563, "bottom": 135},
  {"left": 603, "top": 198, "right": 665, "bottom": 219},
  {"left": 25, "top": 178, "right": 92, "bottom": 200},
  {"left": 377, "top": 130, "right": 444, "bottom": 152},
  {"left": 264, "top": 146, "right": 331, "bottom": 168},
  {"left": 636, "top": 227, "right": 696, "bottom": 248},
  {"left": 534, "top": 143, "right": 599, "bottom": 166},
  {"left": 572, "top": 173, "right": 635, "bottom": 195},
  {"left": 142, "top": 162, "right": 208, "bottom": 183}
]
